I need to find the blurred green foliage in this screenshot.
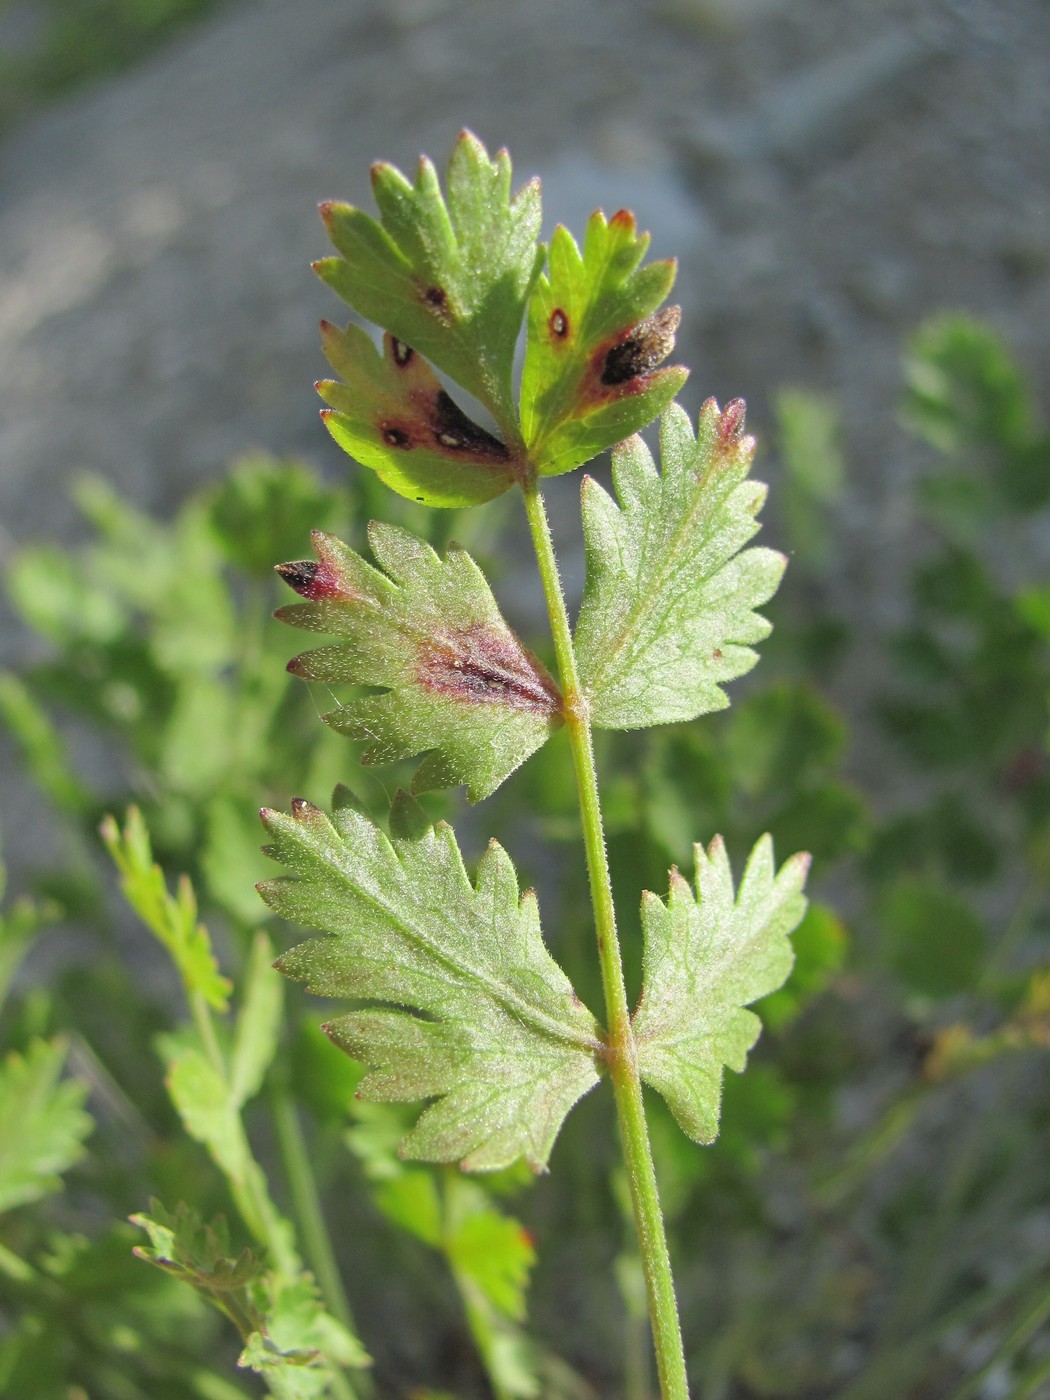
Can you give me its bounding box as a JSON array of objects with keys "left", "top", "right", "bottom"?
[
  {"left": 0, "top": 0, "right": 224, "bottom": 131},
  {"left": 1, "top": 316, "right": 1048, "bottom": 1396}
]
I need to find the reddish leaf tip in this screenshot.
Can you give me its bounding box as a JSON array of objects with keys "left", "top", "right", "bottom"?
[
  {"left": 718, "top": 398, "right": 747, "bottom": 444},
  {"left": 275, "top": 559, "right": 318, "bottom": 596}
]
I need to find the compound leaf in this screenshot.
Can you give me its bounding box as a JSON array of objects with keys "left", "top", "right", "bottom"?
[
  {"left": 259, "top": 791, "right": 602, "bottom": 1171},
  {"left": 575, "top": 400, "right": 786, "bottom": 729},
  {"left": 315, "top": 130, "right": 544, "bottom": 435},
  {"left": 0, "top": 1038, "right": 92, "bottom": 1214},
  {"left": 521, "top": 210, "right": 687, "bottom": 477},
  {"left": 634, "top": 835, "right": 809, "bottom": 1144},
  {"left": 317, "top": 323, "right": 519, "bottom": 508},
  {"left": 132, "top": 1200, "right": 369, "bottom": 1395},
  {"left": 277, "top": 527, "right": 563, "bottom": 802}
]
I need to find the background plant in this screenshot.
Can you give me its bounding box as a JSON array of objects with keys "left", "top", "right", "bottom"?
[{"left": 0, "top": 130, "right": 1047, "bottom": 1400}]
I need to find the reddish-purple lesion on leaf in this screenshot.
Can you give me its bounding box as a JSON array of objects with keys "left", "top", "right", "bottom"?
[
  {"left": 715, "top": 396, "right": 747, "bottom": 445},
  {"left": 319, "top": 329, "right": 512, "bottom": 466},
  {"left": 418, "top": 623, "right": 563, "bottom": 716},
  {"left": 558, "top": 304, "right": 683, "bottom": 421},
  {"left": 275, "top": 531, "right": 359, "bottom": 603}
]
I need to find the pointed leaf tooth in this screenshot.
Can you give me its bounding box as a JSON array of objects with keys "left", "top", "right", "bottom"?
[
  {"left": 388, "top": 789, "right": 431, "bottom": 844},
  {"left": 330, "top": 785, "right": 364, "bottom": 816}
]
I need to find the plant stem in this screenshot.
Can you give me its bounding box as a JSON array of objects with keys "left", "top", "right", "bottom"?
[
  {"left": 270, "top": 1084, "right": 370, "bottom": 1379},
  {"left": 521, "top": 476, "right": 690, "bottom": 1400},
  {"left": 943, "top": 1276, "right": 1050, "bottom": 1400},
  {"left": 188, "top": 989, "right": 300, "bottom": 1279}
]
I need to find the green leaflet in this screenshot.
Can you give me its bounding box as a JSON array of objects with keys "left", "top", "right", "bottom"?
[
  {"left": 259, "top": 791, "right": 602, "bottom": 1172},
  {"left": 315, "top": 130, "right": 544, "bottom": 436},
  {"left": 634, "top": 835, "right": 810, "bottom": 1145},
  {"left": 0, "top": 1038, "right": 92, "bottom": 1214},
  {"left": 317, "top": 323, "right": 520, "bottom": 508},
  {"left": 132, "top": 1201, "right": 369, "bottom": 1397},
  {"left": 521, "top": 210, "right": 687, "bottom": 478},
  {"left": 276, "top": 526, "right": 563, "bottom": 802},
  {"left": 575, "top": 400, "right": 787, "bottom": 729},
  {"left": 101, "top": 807, "right": 232, "bottom": 1011}
]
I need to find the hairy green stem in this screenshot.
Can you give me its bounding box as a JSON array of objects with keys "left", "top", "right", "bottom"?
[{"left": 521, "top": 476, "right": 690, "bottom": 1400}]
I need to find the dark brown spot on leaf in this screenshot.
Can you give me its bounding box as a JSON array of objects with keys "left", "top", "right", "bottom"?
[
  {"left": 424, "top": 285, "right": 447, "bottom": 310},
  {"left": 600, "top": 305, "right": 681, "bottom": 387},
  {"left": 549, "top": 308, "right": 569, "bottom": 338},
  {"left": 391, "top": 338, "right": 414, "bottom": 367},
  {"left": 429, "top": 391, "right": 509, "bottom": 462},
  {"left": 418, "top": 624, "right": 562, "bottom": 715},
  {"left": 382, "top": 425, "right": 411, "bottom": 449}
]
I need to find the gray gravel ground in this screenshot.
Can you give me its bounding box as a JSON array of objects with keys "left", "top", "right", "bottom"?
[{"left": 1, "top": 0, "right": 1048, "bottom": 865}]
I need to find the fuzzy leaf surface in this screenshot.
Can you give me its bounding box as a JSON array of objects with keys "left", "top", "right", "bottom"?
[
  {"left": 634, "top": 835, "right": 809, "bottom": 1144},
  {"left": 0, "top": 1038, "right": 92, "bottom": 1213},
  {"left": 575, "top": 400, "right": 786, "bottom": 729},
  {"left": 315, "top": 130, "right": 544, "bottom": 432},
  {"left": 259, "top": 791, "right": 601, "bottom": 1171},
  {"left": 521, "top": 210, "right": 686, "bottom": 477},
  {"left": 317, "top": 324, "right": 519, "bottom": 507},
  {"left": 277, "top": 527, "right": 563, "bottom": 801}
]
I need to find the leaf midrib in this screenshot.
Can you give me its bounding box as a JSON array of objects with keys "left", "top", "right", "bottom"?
[{"left": 315, "top": 836, "right": 602, "bottom": 1057}]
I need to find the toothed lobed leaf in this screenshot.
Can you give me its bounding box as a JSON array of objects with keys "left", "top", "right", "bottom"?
[
  {"left": 575, "top": 400, "right": 787, "bottom": 729},
  {"left": 521, "top": 210, "right": 687, "bottom": 477},
  {"left": 318, "top": 323, "right": 519, "bottom": 508},
  {"left": 276, "top": 526, "right": 563, "bottom": 801},
  {"left": 634, "top": 835, "right": 810, "bottom": 1144},
  {"left": 132, "top": 1200, "right": 370, "bottom": 1390},
  {"left": 0, "top": 1038, "right": 92, "bottom": 1214},
  {"left": 316, "top": 130, "right": 544, "bottom": 434},
  {"left": 259, "top": 792, "right": 602, "bottom": 1172}
]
